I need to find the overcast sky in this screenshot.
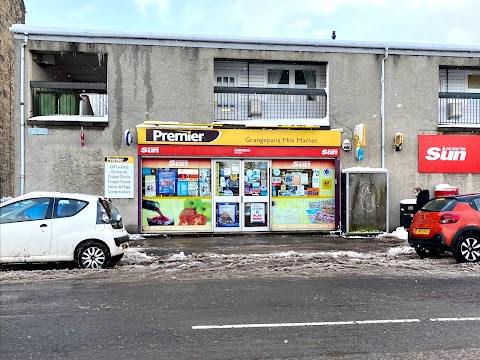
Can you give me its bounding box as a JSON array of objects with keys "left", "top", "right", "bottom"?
[{"left": 22, "top": 0, "right": 480, "bottom": 46}]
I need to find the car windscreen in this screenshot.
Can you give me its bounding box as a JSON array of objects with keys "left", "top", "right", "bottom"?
[
  {"left": 99, "top": 198, "right": 123, "bottom": 229},
  {"left": 421, "top": 198, "right": 457, "bottom": 212}
]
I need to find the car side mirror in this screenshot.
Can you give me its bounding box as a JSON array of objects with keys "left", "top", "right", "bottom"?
[{"left": 115, "top": 214, "right": 122, "bottom": 222}]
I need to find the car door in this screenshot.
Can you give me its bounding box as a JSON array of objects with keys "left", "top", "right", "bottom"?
[
  {"left": 50, "top": 198, "right": 91, "bottom": 256},
  {"left": 0, "top": 197, "right": 53, "bottom": 258}
]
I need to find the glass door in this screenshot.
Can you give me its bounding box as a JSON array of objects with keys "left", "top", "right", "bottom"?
[
  {"left": 242, "top": 160, "right": 270, "bottom": 231},
  {"left": 214, "top": 160, "right": 242, "bottom": 232},
  {"left": 213, "top": 159, "right": 270, "bottom": 232}
]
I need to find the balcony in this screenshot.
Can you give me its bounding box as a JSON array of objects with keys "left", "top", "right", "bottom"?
[
  {"left": 214, "top": 86, "right": 327, "bottom": 123},
  {"left": 29, "top": 81, "right": 108, "bottom": 126},
  {"left": 438, "top": 92, "right": 480, "bottom": 128}
]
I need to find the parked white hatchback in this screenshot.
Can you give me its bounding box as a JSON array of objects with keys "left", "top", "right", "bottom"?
[{"left": 0, "top": 192, "right": 129, "bottom": 269}]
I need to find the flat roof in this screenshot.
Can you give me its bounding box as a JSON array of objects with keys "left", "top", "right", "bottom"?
[{"left": 10, "top": 25, "right": 480, "bottom": 58}]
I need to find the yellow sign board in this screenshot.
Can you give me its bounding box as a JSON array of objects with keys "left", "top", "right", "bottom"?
[{"left": 137, "top": 127, "right": 341, "bottom": 147}]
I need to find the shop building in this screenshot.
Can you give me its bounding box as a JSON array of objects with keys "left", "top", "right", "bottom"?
[
  {"left": 137, "top": 124, "right": 340, "bottom": 233},
  {"left": 8, "top": 25, "right": 480, "bottom": 234}
]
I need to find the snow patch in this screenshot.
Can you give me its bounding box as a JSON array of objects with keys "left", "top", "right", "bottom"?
[{"left": 168, "top": 252, "right": 188, "bottom": 261}]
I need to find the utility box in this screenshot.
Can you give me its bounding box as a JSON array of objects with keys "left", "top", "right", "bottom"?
[
  {"left": 400, "top": 198, "right": 417, "bottom": 229},
  {"left": 341, "top": 168, "right": 389, "bottom": 235}
]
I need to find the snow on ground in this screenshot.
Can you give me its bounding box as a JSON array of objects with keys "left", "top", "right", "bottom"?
[{"left": 1, "top": 242, "right": 479, "bottom": 284}]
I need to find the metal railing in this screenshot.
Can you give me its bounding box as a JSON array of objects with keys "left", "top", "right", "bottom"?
[
  {"left": 214, "top": 86, "right": 327, "bottom": 120},
  {"left": 30, "top": 81, "right": 108, "bottom": 117},
  {"left": 438, "top": 92, "right": 480, "bottom": 126}
]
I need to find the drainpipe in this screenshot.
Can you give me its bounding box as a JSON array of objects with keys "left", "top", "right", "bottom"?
[
  {"left": 381, "top": 47, "right": 388, "bottom": 169},
  {"left": 20, "top": 33, "right": 28, "bottom": 195}
]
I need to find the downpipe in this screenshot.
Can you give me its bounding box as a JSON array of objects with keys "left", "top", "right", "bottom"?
[
  {"left": 20, "top": 33, "right": 28, "bottom": 195},
  {"left": 381, "top": 47, "right": 388, "bottom": 169}
]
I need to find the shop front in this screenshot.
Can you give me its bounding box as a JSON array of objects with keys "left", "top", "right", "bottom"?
[{"left": 137, "top": 124, "right": 342, "bottom": 234}]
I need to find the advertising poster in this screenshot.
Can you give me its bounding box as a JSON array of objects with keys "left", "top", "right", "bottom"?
[
  {"left": 141, "top": 158, "right": 212, "bottom": 232},
  {"left": 271, "top": 198, "right": 335, "bottom": 230},
  {"left": 104, "top": 156, "right": 134, "bottom": 198},
  {"left": 217, "top": 203, "right": 239, "bottom": 227},
  {"left": 142, "top": 198, "right": 212, "bottom": 231},
  {"left": 250, "top": 203, "right": 265, "bottom": 223}
]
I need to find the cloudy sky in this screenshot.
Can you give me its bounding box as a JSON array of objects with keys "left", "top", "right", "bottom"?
[{"left": 22, "top": 0, "right": 479, "bottom": 45}]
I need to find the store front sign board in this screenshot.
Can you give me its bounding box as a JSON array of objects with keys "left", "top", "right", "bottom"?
[
  {"left": 104, "top": 156, "right": 134, "bottom": 198},
  {"left": 137, "top": 127, "right": 341, "bottom": 147},
  {"left": 418, "top": 134, "right": 480, "bottom": 173}
]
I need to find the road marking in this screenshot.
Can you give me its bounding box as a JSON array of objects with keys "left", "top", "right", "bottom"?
[
  {"left": 192, "top": 319, "right": 420, "bottom": 330},
  {"left": 193, "top": 317, "right": 480, "bottom": 330},
  {"left": 430, "top": 317, "right": 480, "bottom": 322}
]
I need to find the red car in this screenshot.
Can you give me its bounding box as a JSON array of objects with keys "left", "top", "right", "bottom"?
[{"left": 408, "top": 194, "right": 480, "bottom": 263}]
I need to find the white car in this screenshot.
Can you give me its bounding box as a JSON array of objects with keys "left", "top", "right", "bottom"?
[{"left": 0, "top": 192, "right": 129, "bottom": 269}]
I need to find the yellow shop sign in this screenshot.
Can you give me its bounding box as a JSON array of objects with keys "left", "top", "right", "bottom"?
[{"left": 137, "top": 127, "right": 341, "bottom": 147}]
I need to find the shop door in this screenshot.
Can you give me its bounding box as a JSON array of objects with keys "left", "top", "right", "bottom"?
[{"left": 213, "top": 159, "right": 270, "bottom": 232}]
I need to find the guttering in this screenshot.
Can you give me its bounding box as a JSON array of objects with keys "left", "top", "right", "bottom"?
[
  {"left": 381, "top": 47, "right": 388, "bottom": 169},
  {"left": 20, "top": 33, "right": 28, "bottom": 195},
  {"left": 9, "top": 25, "right": 480, "bottom": 58}
]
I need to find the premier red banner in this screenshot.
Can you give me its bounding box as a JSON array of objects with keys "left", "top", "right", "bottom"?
[
  {"left": 138, "top": 145, "right": 340, "bottom": 158},
  {"left": 418, "top": 134, "right": 480, "bottom": 173}
]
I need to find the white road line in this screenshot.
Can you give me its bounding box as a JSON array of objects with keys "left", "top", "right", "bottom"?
[
  {"left": 192, "top": 319, "right": 420, "bottom": 330},
  {"left": 193, "top": 317, "right": 480, "bottom": 330},
  {"left": 430, "top": 317, "right": 480, "bottom": 322}
]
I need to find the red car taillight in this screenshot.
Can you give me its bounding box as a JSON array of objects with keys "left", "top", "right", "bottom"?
[{"left": 439, "top": 213, "right": 460, "bottom": 224}]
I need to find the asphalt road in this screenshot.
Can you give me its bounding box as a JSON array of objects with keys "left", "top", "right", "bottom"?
[{"left": 1, "top": 275, "right": 479, "bottom": 359}]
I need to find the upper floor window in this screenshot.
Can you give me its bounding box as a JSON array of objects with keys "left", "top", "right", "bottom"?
[
  {"left": 467, "top": 72, "right": 480, "bottom": 92},
  {"left": 267, "top": 65, "right": 319, "bottom": 90}
]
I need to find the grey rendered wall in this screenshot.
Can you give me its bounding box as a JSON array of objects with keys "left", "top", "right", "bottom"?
[{"left": 12, "top": 38, "right": 480, "bottom": 233}]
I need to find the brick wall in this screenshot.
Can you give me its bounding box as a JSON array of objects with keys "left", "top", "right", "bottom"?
[{"left": 0, "top": 0, "right": 25, "bottom": 197}]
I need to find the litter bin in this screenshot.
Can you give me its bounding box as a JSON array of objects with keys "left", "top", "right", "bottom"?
[{"left": 400, "top": 199, "right": 417, "bottom": 229}]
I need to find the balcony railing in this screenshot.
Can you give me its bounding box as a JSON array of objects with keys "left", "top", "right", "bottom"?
[
  {"left": 214, "top": 86, "right": 327, "bottom": 121},
  {"left": 438, "top": 92, "right": 480, "bottom": 126},
  {"left": 30, "top": 81, "right": 108, "bottom": 117}
]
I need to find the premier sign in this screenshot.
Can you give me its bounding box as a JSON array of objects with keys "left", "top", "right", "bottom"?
[
  {"left": 145, "top": 129, "right": 221, "bottom": 143},
  {"left": 418, "top": 134, "right": 480, "bottom": 173}
]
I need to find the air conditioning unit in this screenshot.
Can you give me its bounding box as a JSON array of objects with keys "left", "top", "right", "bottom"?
[
  {"left": 448, "top": 100, "right": 462, "bottom": 119},
  {"left": 248, "top": 99, "right": 262, "bottom": 117}
]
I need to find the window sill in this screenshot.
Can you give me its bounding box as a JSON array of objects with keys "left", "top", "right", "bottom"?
[{"left": 27, "top": 115, "right": 108, "bottom": 127}]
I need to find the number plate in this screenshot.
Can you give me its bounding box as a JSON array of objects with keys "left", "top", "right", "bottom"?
[{"left": 415, "top": 228, "right": 430, "bottom": 235}]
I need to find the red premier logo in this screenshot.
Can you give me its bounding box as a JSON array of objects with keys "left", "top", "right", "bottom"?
[{"left": 418, "top": 135, "right": 480, "bottom": 173}]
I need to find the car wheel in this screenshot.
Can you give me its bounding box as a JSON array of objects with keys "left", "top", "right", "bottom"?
[
  {"left": 108, "top": 254, "right": 124, "bottom": 267},
  {"left": 77, "top": 242, "right": 110, "bottom": 269},
  {"left": 454, "top": 235, "right": 480, "bottom": 263}
]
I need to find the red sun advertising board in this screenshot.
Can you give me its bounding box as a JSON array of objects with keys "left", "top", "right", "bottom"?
[{"left": 418, "top": 134, "right": 480, "bottom": 173}]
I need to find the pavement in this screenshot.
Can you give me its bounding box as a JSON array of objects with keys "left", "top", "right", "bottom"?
[{"left": 130, "top": 232, "right": 408, "bottom": 257}]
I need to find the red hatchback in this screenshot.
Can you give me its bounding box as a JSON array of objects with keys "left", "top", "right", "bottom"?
[{"left": 408, "top": 194, "right": 480, "bottom": 263}]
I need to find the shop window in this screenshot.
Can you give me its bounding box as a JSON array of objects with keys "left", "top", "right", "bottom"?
[
  {"left": 271, "top": 160, "right": 336, "bottom": 230},
  {"left": 141, "top": 159, "right": 212, "bottom": 231}
]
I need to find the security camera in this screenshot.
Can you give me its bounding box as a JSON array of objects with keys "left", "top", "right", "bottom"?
[{"left": 342, "top": 139, "right": 351, "bottom": 151}]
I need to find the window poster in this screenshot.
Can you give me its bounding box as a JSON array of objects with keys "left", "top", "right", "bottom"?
[
  {"left": 157, "top": 170, "right": 177, "bottom": 195},
  {"left": 271, "top": 159, "right": 336, "bottom": 230},
  {"left": 141, "top": 158, "right": 212, "bottom": 232},
  {"left": 145, "top": 175, "right": 156, "bottom": 197},
  {"left": 217, "top": 202, "right": 239, "bottom": 227},
  {"left": 250, "top": 203, "right": 265, "bottom": 223}
]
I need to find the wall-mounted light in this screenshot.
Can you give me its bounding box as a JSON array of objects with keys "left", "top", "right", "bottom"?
[
  {"left": 342, "top": 139, "right": 351, "bottom": 151},
  {"left": 394, "top": 132, "right": 404, "bottom": 151},
  {"left": 125, "top": 130, "right": 133, "bottom": 146}
]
